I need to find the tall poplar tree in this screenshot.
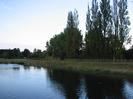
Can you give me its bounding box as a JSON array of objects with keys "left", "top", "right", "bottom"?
[
  {"left": 118, "top": 0, "right": 130, "bottom": 45},
  {"left": 65, "top": 9, "right": 82, "bottom": 58},
  {"left": 115, "top": 0, "right": 131, "bottom": 58},
  {"left": 100, "top": 0, "right": 113, "bottom": 58}
]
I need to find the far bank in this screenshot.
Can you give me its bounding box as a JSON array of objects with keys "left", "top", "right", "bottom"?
[{"left": 0, "top": 59, "right": 133, "bottom": 78}]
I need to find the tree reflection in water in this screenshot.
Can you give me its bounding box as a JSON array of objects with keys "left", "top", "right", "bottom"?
[{"left": 47, "top": 69, "right": 127, "bottom": 99}]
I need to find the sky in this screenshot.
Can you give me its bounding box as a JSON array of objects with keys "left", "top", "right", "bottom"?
[{"left": 0, "top": 0, "right": 133, "bottom": 51}]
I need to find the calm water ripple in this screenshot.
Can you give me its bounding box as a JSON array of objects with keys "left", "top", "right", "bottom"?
[{"left": 0, "top": 64, "right": 133, "bottom": 99}]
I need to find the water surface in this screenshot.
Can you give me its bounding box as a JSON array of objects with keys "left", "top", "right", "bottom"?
[{"left": 0, "top": 64, "right": 133, "bottom": 99}]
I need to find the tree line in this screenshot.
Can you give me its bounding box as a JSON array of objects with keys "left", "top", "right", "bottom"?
[
  {"left": 0, "top": 48, "right": 46, "bottom": 59},
  {"left": 0, "top": 0, "right": 132, "bottom": 60},
  {"left": 46, "top": 0, "right": 131, "bottom": 60}
]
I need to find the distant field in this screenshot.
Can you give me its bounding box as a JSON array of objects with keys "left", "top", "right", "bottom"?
[{"left": 0, "top": 58, "right": 133, "bottom": 77}]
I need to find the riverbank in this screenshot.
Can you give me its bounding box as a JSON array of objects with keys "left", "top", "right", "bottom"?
[{"left": 0, "top": 59, "right": 133, "bottom": 77}]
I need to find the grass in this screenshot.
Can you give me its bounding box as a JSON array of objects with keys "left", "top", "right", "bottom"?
[{"left": 0, "top": 58, "right": 133, "bottom": 78}]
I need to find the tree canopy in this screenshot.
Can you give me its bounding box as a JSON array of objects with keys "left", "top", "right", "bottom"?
[{"left": 46, "top": 0, "right": 131, "bottom": 60}]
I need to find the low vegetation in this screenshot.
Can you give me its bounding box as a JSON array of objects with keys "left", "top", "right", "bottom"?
[{"left": 1, "top": 59, "right": 133, "bottom": 77}]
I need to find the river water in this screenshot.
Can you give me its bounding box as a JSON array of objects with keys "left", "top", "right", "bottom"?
[{"left": 0, "top": 64, "right": 133, "bottom": 99}]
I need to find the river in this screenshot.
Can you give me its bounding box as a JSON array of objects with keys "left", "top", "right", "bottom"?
[{"left": 0, "top": 64, "right": 133, "bottom": 99}]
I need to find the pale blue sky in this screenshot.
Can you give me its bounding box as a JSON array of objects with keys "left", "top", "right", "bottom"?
[{"left": 0, "top": 0, "right": 133, "bottom": 51}]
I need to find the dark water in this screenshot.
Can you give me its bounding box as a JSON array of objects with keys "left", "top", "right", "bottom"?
[{"left": 0, "top": 64, "right": 133, "bottom": 99}]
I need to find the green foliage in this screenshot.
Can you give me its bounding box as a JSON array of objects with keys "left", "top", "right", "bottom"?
[
  {"left": 46, "top": 0, "right": 131, "bottom": 59},
  {"left": 85, "top": 0, "right": 104, "bottom": 58},
  {"left": 46, "top": 10, "right": 82, "bottom": 59},
  {"left": 84, "top": 0, "right": 130, "bottom": 59},
  {"left": 47, "top": 32, "right": 66, "bottom": 59},
  {"left": 100, "top": 0, "right": 112, "bottom": 37},
  {"left": 118, "top": 0, "right": 130, "bottom": 44},
  {"left": 0, "top": 48, "right": 21, "bottom": 58},
  {"left": 32, "top": 49, "right": 46, "bottom": 58},
  {"left": 112, "top": 0, "right": 131, "bottom": 59},
  {"left": 0, "top": 48, "right": 46, "bottom": 59},
  {"left": 22, "top": 49, "right": 31, "bottom": 58},
  {"left": 64, "top": 28, "right": 82, "bottom": 58}
]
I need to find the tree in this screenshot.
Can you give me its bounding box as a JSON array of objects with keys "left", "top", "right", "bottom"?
[
  {"left": 46, "top": 41, "right": 52, "bottom": 56},
  {"left": 11, "top": 48, "right": 21, "bottom": 58},
  {"left": 85, "top": 1, "right": 103, "bottom": 58},
  {"left": 85, "top": 3, "right": 91, "bottom": 58},
  {"left": 91, "top": 0, "right": 99, "bottom": 29},
  {"left": 32, "top": 49, "right": 45, "bottom": 58},
  {"left": 67, "top": 9, "right": 79, "bottom": 28},
  {"left": 118, "top": 0, "right": 131, "bottom": 46},
  {"left": 111, "top": 0, "right": 131, "bottom": 59},
  {"left": 22, "top": 49, "right": 31, "bottom": 58},
  {"left": 100, "top": 0, "right": 112, "bottom": 37},
  {"left": 124, "top": 46, "right": 133, "bottom": 59},
  {"left": 65, "top": 9, "right": 82, "bottom": 58},
  {"left": 46, "top": 9, "right": 82, "bottom": 59},
  {"left": 113, "top": 0, "right": 119, "bottom": 37},
  {"left": 100, "top": 0, "right": 113, "bottom": 58},
  {"left": 46, "top": 1, "right": 131, "bottom": 60},
  {"left": 111, "top": 0, "right": 119, "bottom": 59},
  {"left": 86, "top": 3, "right": 91, "bottom": 32},
  {"left": 46, "top": 32, "right": 66, "bottom": 59}
]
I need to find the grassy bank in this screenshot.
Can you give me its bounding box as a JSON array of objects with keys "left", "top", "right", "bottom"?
[{"left": 0, "top": 58, "right": 133, "bottom": 77}]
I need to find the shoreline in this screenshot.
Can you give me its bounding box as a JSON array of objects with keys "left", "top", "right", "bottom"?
[{"left": 0, "top": 59, "right": 133, "bottom": 78}]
